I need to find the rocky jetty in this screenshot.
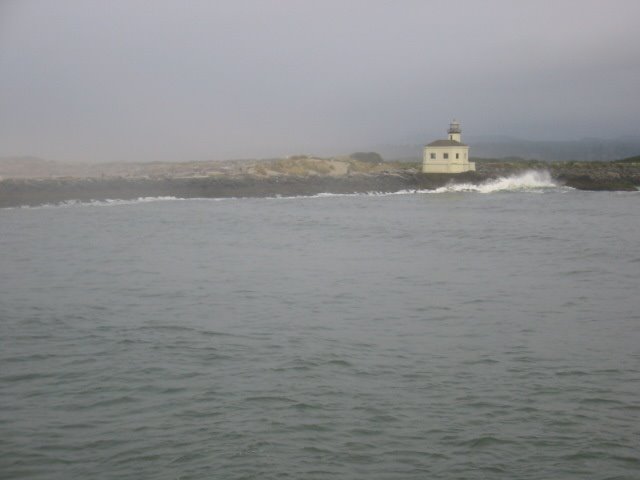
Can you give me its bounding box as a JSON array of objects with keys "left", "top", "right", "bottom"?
[
  {"left": 0, "top": 174, "right": 417, "bottom": 208},
  {"left": 1, "top": 157, "right": 638, "bottom": 208}
]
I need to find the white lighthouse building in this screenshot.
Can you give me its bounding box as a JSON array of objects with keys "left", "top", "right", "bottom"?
[{"left": 422, "top": 120, "right": 475, "bottom": 173}]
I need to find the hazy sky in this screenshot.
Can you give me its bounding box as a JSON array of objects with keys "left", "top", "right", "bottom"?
[{"left": 1, "top": 0, "right": 639, "bottom": 162}]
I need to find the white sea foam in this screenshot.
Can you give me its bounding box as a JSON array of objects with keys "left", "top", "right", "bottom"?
[
  {"left": 266, "top": 190, "right": 424, "bottom": 201},
  {"left": 430, "top": 170, "right": 561, "bottom": 194},
  {"left": 20, "top": 196, "right": 184, "bottom": 209},
  {"left": 312, "top": 190, "right": 420, "bottom": 198}
]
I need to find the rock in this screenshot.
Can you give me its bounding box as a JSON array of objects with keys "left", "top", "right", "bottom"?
[{"left": 556, "top": 174, "right": 637, "bottom": 191}]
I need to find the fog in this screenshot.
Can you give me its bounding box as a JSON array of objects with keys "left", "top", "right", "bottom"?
[{"left": 1, "top": 0, "right": 639, "bottom": 163}]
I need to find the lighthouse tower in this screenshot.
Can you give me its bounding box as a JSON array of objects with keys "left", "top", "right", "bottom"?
[
  {"left": 447, "top": 120, "right": 462, "bottom": 142},
  {"left": 422, "top": 120, "right": 475, "bottom": 174}
]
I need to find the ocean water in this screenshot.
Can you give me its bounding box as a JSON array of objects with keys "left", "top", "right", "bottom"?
[{"left": 1, "top": 173, "right": 639, "bottom": 479}]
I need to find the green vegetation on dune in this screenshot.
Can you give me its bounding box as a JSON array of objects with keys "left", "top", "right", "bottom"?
[
  {"left": 254, "top": 157, "right": 336, "bottom": 176},
  {"left": 249, "top": 153, "right": 419, "bottom": 177}
]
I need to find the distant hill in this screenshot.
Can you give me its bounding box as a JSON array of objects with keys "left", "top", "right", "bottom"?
[
  {"left": 375, "top": 137, "right": 640, "bottom": 162},
  {"left": 613, "top": 155, "right": 640, "bottom": 164},
  {"left": 469, "top": 137, "right": 640, "bottom": 162}
]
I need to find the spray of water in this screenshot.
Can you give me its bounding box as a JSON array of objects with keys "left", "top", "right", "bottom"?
[{"left": 432, "top": 170, "right": 559, "bottom": 194}]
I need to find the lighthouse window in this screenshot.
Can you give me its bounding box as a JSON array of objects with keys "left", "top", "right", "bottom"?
[
  {"left": 430, "top": 153, "right": 436, "bottom": 159},
  {"left": 443, "top": 153, "right": 449, "bottom": 159}
]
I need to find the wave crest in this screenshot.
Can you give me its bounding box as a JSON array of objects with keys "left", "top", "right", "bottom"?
[{"left": 432, "top": 170, "right": 559, "bottom": 194}]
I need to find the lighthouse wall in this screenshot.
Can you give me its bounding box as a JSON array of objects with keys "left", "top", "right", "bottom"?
[{"left": 422, "top": 146, "right": 475, "bottom": 173}]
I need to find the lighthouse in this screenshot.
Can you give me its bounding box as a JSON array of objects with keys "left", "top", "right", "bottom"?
[{"left": 422, "top": 120, "right": 475, "bottom": 174}]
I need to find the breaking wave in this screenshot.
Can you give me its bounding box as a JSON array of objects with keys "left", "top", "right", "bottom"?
[
  {"left": 19, "top": 196, "right": 185, "bottom": 209},
  {"left": 300, "top": 190, "right": 420, "bottom": 199},
  {"left": 11, "top": 171, "right": 568, "bottom": 208},
  {"left": 430, "top": 170, "right": 561, "bottom": 194},
  {"left": 282, "top": 170, "right": 564, "bottom": 199}
]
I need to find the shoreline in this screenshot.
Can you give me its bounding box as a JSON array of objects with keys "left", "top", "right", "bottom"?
[{"left": 1, "top": 167, "right": 638, "bottom": 208}]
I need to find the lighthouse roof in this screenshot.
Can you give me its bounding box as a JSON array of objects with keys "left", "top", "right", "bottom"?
[{"left": 426, "top": 139, "right": 468, "bottom": 147}]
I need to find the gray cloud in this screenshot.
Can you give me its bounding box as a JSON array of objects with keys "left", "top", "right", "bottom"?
[{"left": 1, "top": 0, "right": 639, "bottom": 162}]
